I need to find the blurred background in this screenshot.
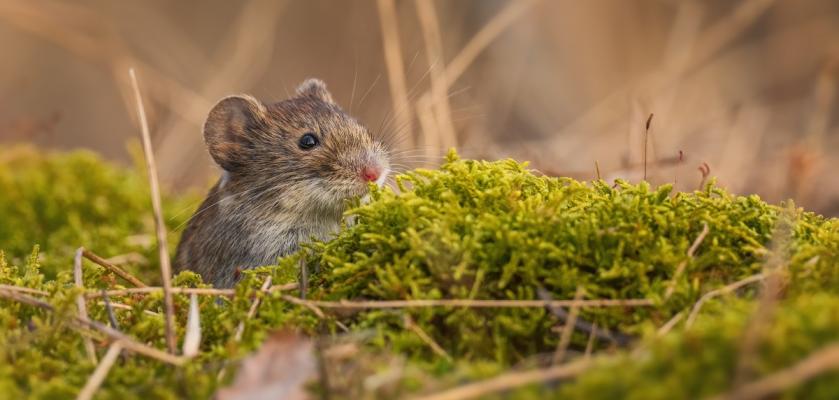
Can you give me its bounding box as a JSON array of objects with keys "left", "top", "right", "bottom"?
[{"left": 1, "top": 0, "right": 839, "bottom": 214}]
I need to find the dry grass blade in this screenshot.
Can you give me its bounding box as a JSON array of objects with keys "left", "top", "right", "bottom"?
[
  {"left": 281, "top": 296, "right": 653, "bottom": 309},
  {"left": 217, "top": 276, "right": 273, "bottom": 381},
  {"left": 82, "top": 249, "right": 147, "bottom": 287},
  {"left": 403, "top": 314, "right": 451, "bottom": 362},
  {"left": 734, "top": 211, "right": 794, "bottom": 386},
  {"left": 85, "top": 283, "right": 297, "bottom": 299},
  {"left": 299, "top": 258, "right": 308, "bottom": 299},
  {"left": 442, "top": 0, "right": 541, "bottom": 89},
  {"left": 0, "top": 284, "right": 47, "bottom": 296},
  {"left": 128, "top": 67, "right": 176, "bottom": 355},
  {"left": 709, "top": 342, "right": 839, "bottom": 400},
  {"left": 76, "top": 316, "right": 185, "bottom": 365},
  {"left": 182, "top": 294, "right": 201, "bottom": 357},
  {"left": 74, "top": 248, "right": 98, "bottom": 364},
  {"left": 412, "top": 0, "right": 541, "bottom": 152},
  {"left": 657, "top": 311, "right": 684, "bottom": 337},
  {"left": 552, "top": 287, "right": 584, "bottom": 364},
  {"left": 686, "top": 273, "right": 766, "bottom": 328},
  {"left": 76, "top": 341, "right": 123, "bottom": 400},
  {"left": 233, "top": 276, "right": 272, "bottom": 342},
  {"left": 376, "top": 0, "right": 413, "bottom": 148},
  {"left": 280, "top": 295, "right": 350, "bottom": 333},
  {"left": 664, "top": 222, "right": 710, "bottom": 299},
  {"left": 409, "top": 358, "right": 592, "bottom": 400},
  {"left": 583, "top": 323, "right": 598, "bottom": 359},
  {"left": 96, "top": 299, "right": 160, "bottom": 317},
  {"left": 88, "top": 287, "right": 233, "bottom": 298},
  {"left": 415, "top": 0, "right": 457, "bottom": 151}
]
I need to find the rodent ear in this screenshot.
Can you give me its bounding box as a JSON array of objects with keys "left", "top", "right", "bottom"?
[
  {"left": 295, "top": 78, "right": 335, "bottom": 104},
  {"left": 203, "top": 95, "right": 267, "bottom": 172}
]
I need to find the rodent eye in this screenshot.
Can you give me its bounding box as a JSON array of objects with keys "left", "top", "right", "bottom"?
[{"left": 298, "top": 133, "right": 319, "bottom": 150}]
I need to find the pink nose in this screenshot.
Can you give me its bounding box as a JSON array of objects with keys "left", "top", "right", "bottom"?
[{"left": 361, "top": 166, "right": 381, "bottom": 182}]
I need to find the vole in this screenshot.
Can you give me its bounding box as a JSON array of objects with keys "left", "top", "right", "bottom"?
[{"left": 175, "top": 79, "right": 390, "bottom": 288}]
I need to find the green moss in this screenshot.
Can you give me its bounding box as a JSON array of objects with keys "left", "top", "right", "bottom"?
[
  {"left": 556, "top": 294, "right": 839, "bottom": 400},
  {"left": 0, "top": 145, "right": 197, "bottom": 281},
  {"left": 1, "top": 148, "right": 839, "bottom": 399}
]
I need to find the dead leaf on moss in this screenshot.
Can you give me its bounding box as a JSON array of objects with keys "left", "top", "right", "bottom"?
[{"left": 216, "top": 330, "right": 317, "bottom": 400}]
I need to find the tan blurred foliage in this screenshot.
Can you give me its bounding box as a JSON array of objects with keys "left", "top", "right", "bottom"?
[{"left": 1, "top": 0, "right": 839, "bottom": 214}]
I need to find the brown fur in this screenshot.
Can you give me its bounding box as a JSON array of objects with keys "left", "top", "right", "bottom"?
[{"left": 175, "top": 79, "right": 390, "bottom": 287}]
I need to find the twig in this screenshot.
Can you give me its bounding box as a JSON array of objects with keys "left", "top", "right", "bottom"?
[
  {"left": 664, "top": 222, "right": 710, "bottom": 299},
  {"left": 594, "top": 161, "right": 602, "bottom": 181},
  {"left": 100, "top": 289, "right": 120, "bottom": 329},
  {"left": 0, "top": 287, "right": 54, "bottom": 309},
  {"left": 280, "top": 296, "right": 653, "bottom": 310},
  {"left": 82, "top": 249, "right": 147, "bottom": 287},
  {"left": 96, "top": 299, "right": 160, "bottom": 317},
  {"left": 129, "top": 68, "right": 176, "bottom": 354},
  {"left": 404, "top": 314, "right": 452, "bottom": 362},
  {"left": 409, "top": 358, "right": 591, "bottom": 400},
  {"left": 233, "top": 276, "right": 272, "bottom": 342},
  {"left": 709, "top": 342, "right": 839, "bottom": 400},
  {"left": 282, "top": 295, "right": 350, "bottom": 332},
  {"left": 0, "top": 288, "right": 185, "bottom": 365},
  {"left": 656, "top": 311, "right": 684, "bottom": 337},
  {"left": 0, "top": 284, "right": 48, "bottom": 296},
  {"left": 76, "top": 340, "right": 124, "bottom": 400},
  {"left": 88, "top": 287, "right": 231, "bottom": 298},
  {"left": 76, "top": 315, "right": 186, "bottom": 365},
  {"left": 583, "top": 323, "right": 597, "bottom": 359},
  {"left": 300, "top": 258, "right": 309, "bottom": 299},
  {"left": 74, "top": 248, "right": 98, "bottom": 364},
  {"left": 685, "top": 273, "right": 766, "bottom": 328},
  {"left": 553, "top": 287, "right": 584, "bottom": 364},
  {"left": 85, "top": 283, "right": 297, "bottom": 299},
  {"left": 537, "top": 288, "right": 632, "bottom": 345}
]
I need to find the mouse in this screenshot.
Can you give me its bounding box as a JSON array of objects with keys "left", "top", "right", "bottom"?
[{"left": 175, "top": 78, "right": 390, "bottom": 288}]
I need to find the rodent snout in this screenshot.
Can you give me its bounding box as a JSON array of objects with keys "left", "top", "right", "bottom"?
[{"left": 361, "top": 165, "right": 382, "bottom": 183}]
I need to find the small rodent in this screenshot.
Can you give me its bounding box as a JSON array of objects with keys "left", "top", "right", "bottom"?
[{"left": 175, "top": 79, "right": 390, "bottom": 288}]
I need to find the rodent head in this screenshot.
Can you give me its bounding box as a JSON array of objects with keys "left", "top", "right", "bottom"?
[{"left": 203, "top": 79, "right": 390, "bottom": 217}]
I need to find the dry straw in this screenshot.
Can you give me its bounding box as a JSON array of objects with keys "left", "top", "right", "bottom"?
[
  {"left": 128, "top": 68, "right": 177, "bottom": 355},
  {"left": 73, "top": 248, "right": 98, "bottom": 364},
  {"left": 410, "top": 358, "right": 592, "bottom": 400},
  {"left": 76, "top": 341, "right": 124, "bottom": 400},
  {"left": 82, "top": 249, "right": 147, "bottom": 287}
]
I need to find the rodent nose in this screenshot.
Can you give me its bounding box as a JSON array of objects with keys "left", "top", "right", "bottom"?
[{"left": 361, "top": 166, "right": 381, "bottom": 182}]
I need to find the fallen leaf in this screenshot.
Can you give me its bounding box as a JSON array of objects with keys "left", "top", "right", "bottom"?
[{"left": 216, "top": 330, "right": 317, "bottom": 400}]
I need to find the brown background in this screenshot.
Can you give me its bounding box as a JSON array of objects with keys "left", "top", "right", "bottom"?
[{"left": 2, "top": 0, "right": 839, "bottom": 214}]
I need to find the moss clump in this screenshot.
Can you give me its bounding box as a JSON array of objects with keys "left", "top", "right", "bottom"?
[
  {"left": 0, "top": 146, "right": 196, "bottom": 281},
  {"left": 292, "top": 152, "right": 834, "bottom": 364},
  {"left": 556, "top": 293, "right": 839, "bottom": 400},
  {"left": 1, "top": 148, "right": 839, "bottom": 399}
]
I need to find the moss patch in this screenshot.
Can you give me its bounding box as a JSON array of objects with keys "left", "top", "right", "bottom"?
[{"left": 1, "top": 148, "right": 838, "bottom": 399}]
